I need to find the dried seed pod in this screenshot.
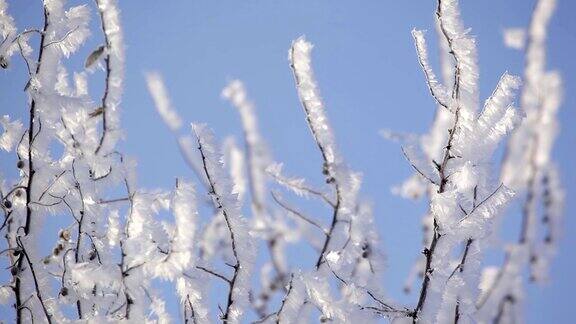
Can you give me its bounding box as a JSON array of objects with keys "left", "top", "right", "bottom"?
[{"left": 59, "top": 229, "right": 71, "bottom": 241}]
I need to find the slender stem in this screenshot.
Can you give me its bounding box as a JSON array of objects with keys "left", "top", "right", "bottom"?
[
  {"left": 275, "top": 274, "right": 294, "bottom": 324},
  {"left": 16, "top": 6, "right": 49, "bottom": 324},
  {"left": 271, "top": 191, "right": 327, "bottom": 235},
  {"left": 479, "top": 1, "right": 549, "bottom": 313},
  {"left": 195, "top": 134, "right": 242, "bottom": 323},
  {"left": 72, "top": 160, "right": 86, "bottom": 319},
  {"left": 289, "top": 44, "right": 344, "bottom": 270},
  {"left": 316, "top": 191, "right": 341, "bottom": 269},
  {"left": 16, "top": 237, "right": 53, "bottom": 324},
  {"left": 195, "top": 266, "right": 230, "bottom": 284},
  {"left": 237, "top": 109, "right": 288, "bottom": 313},
  {"left": 94, "top": 0, "right": 113, "bottom": 155},
  {"left": 451, "top": 238, "right": 473, "bottom": 323},
  {"left": 413, "top": 1, "right": 463, "bottom": 321}
]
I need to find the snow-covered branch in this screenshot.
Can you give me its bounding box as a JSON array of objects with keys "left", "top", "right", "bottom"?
[{"left": 193, "top": 123, "right": 255, "bottom": 323}]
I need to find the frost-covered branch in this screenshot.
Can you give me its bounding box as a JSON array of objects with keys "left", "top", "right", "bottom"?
[
  {"left": 93, "top": 0, "right": 123, "bottom": 154},
  {"left": 222, "top": 80, "right": 269, "bottom": 216},
  {"left": 476, "top": 0, "right": 563, "bottom": 321},
  {"left": 409, "top": 0, "right": 521, "bottom": 322},
  {"left": 14, "top": 4, "right": 50, "bottom": 322},
  {"left": 289, "top": 37, "right": 349, "bottom": 270},
  {"left": 222, "top": 80, "right": 292, "bottom": 317},
  {"left": 266, "top": 162, "right": 334, "bottom": 207},
  {"left": 412, "top": 29, "right": 451, "bottom": 112},
  {"left": 194, "top": 123, "right": 255, "bottom": 323},
  {"left": 145, "top": 72, "right": 210, "bottom": 191}
]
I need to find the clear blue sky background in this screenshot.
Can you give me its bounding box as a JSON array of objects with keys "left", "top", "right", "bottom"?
[{"left": 2, "top": 1, "right": 575, "bottom": 323}]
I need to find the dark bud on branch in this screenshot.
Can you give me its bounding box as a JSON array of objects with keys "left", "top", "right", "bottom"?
[
  {"left": 88, "top": 107, "right": 104, "bottom": 118},
  {"left": 53, "top": 243, "right": 64, "bottom": 256},
  {"left": 0, "top": 55, "right": 8, "bottom": 69},
  {"left": 17, "top": 160, "right": 24, "bottom": 169},
  {"left": 361, "top": 243, "right": 371, "bottom": 258}
]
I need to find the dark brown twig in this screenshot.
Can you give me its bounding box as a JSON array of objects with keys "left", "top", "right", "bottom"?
[
  {"left": 195, "top": 131, "right": 244, "bottom": 323},
  {"left": 94, "top": 0, "right": 114, "bottom": 155},
  {"left": 412, "top": 1, "right": 464, "bottom": 321}
]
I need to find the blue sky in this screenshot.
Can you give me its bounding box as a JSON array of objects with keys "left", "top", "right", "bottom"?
[{"left": 2, "top": 1, "right": 575, "bottom": 323}]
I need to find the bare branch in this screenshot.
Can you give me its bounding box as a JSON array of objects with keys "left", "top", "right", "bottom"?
[
  {"left": 195, "top": 266, "right": 231, "bottom": 284},
  {"left": 401, "top": 146, "right": 439, "bottom": 186},
  {"left": 271, "top": 191, "right": 327, "bottom": 235}
]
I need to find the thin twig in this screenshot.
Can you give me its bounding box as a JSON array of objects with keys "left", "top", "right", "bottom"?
[
  {"left": 42, "top": 25, "right": 79, "bottom": 48},
  {"left": 195, "top": 266, "right": 231, "bottom": 284},
  {"left": 16, "top": 237, "right": 53, "bottom": 324},
  {"left": 271, "top": 191, "right": 327, "bottom": 235},
  {"left": 16, "top": 7, "right": 49, "bottom": 324},
  {"left": 459, "top": 183, "right": 505, "bottom": 222},
  {"left": 289, "top": 44, "right": 343, "bottom": 270},
  {"left": 412, "top": 1, "right": 464, "bottom": 321},
  {"left": 195, "top": 132, "right": 243, "bottom": 323},
  {"left": 401, "top": 146, "right": 439, "bottom": 186},
  {"left": 94, "top": 0, "right": 113, "bottom": 154}
]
